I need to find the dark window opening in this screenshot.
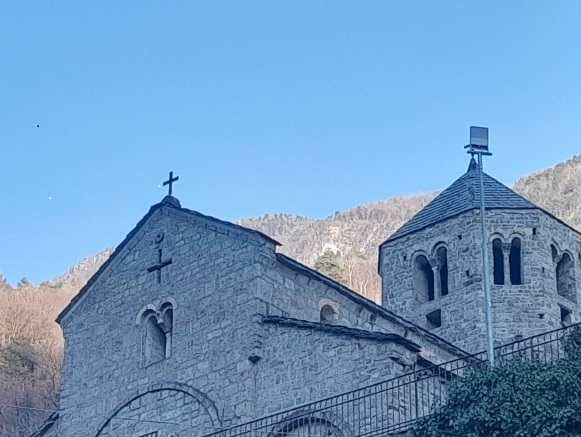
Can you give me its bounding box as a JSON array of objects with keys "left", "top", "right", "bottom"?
[
  {"left": 532, "top": 227, "right": 537, "bottom": 236},
  {"left": 141, "top": 303, "right": 174, "bottom": 367},
  {"left": 561, "top": 306, "right": 572, "bottom": 327},
  {"left": 509, "top": 237, "right": 522, "bottom": 285},
  {"left": 142, "top": 314, "right": 166, "bottom": 367},
  {"left": 414, "top": 255, "right": 434, "bottom": 303},
  {"left": 466, "top": 270, "right": 470, "bottom": 277},
  {"left": 492, "top": 238, "right": 504, "bottom": 285},
  {"left": 556, "top": 253, "right": 577, "bottom": 302},
  {"left": 161, "top": 304, "right": 173, "bottom": 359},
  {"left": 320, "top": 304, "right": 338, "bottom": 323},
  {"left": 426, "top": 309, "right": 442, "bottom": 330},
  {"left": 436, "top": 246, "right": 449, "bottom": 296}
]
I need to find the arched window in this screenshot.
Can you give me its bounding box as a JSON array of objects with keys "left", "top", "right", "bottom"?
[
  {"left": 140, "top": 302, "right": 174, "bottom": 367},
  {"left": 414, "top": 255, "right": 434, "bottom": 303},
  {"left": 492, "top": 239, "right": 504, "bottom": 285},
  {"left": 556, "top": 253, "right": 576, "bottom": 302},
  {"left": 509, "top": 237, "right": 522, "bottom": 285},
  {"left": 320, "top": 304, "right": 338, "bottom": 323},
  {"left": 161, "top": 303, "right": 174, "bottom": 359},
  {"left": 435, "top": 246, "right": 449, "bottom": 296},
  {"left": 142, "top": 312, "right": 166, "bottom": 367}
]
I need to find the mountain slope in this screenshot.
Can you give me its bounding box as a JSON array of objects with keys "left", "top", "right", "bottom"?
[{"left": 514, "top": 155, "right": 581, "bottom": 230}]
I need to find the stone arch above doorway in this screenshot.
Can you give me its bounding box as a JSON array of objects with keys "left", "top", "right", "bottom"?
[
  {"left": 94, "top": 382, "right": 221, "bottom": 437},
  {"left": 267, "top": 409, "right": 353, "bottom": 437}
]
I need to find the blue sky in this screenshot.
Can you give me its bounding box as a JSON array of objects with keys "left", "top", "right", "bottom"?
[{"left": 1, "top": 1, "right": 579, "bottom": 284}]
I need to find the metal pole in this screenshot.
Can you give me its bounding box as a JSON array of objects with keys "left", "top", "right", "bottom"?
[{"left": 477, "top": 153, "right": 495, "bottom": 366}]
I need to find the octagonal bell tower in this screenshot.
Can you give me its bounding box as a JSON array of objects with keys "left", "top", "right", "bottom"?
[{"left": 379, "top": 157, "right": 581, "bottom": 353}]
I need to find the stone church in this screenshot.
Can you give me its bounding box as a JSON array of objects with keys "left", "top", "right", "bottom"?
[{"left": 35, "top": 159, "right": 580, "bottom": 437}]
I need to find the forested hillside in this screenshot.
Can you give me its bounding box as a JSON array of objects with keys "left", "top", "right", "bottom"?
[{"left": 1, "top": 156, "right": 579, "bottom": 435}]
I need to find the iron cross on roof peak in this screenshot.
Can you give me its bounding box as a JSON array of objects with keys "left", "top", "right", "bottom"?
[{"left": 162, "top": 171, "right": 179, "bottom": 196}]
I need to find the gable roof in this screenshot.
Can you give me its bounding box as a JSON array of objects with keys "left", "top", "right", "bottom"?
[
  {"left": 381, "top": 159, "right": 538, "bottom": 245},
  {"left": 276, "top": 253, "right": 469, "bottom": 357},
  {"left": 56, "top": 196, "right": 280, "bottom": 324}
]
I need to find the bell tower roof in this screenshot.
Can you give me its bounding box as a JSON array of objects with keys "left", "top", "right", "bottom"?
[{"left": 381, "top": 160, "right": 538, "bottom": 245}]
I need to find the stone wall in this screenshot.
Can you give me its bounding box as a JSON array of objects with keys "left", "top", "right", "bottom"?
[
  {"left": 57, "top": 205, "right": 274, "bottom": 436},
  {"left": 255, "top": 320, "right": 419, "bottom": 433}
]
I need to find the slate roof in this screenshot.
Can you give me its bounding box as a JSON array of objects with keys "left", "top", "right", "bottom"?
[{"left": 381, "top": 159, "right": 538, "bottom": 245}]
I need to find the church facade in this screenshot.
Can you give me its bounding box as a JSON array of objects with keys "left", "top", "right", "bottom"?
[{"left": 35, "top": 162, "right": 580, "bottom": 437}]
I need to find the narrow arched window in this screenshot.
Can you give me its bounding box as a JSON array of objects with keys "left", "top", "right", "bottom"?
[
  {"left": 556, "top": 253, "right": 576, "bottom": 302},
  {"left": 161, "top": 303, "right": 174, "bottom": 359},
  {"left": 492, "top": 239, "right": 504, "bottom": 285},
  {"left": 414, "top": 255, "right": 434, "bottom": 303},
  {"left": 435, "top": 246, "right": 449, "bottom": 296},
  {"left": 509, "top": 237, "right": 522, "bottom": 285},
  {"left": 320, "top": 304, "right": 338, "bottom": 323},
  {"left": 142, "top": 312, "right": 166, "bottom": 367}
]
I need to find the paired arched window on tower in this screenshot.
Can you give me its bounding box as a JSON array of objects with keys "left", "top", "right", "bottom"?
[
  {"left": 413, "top": 245, "right": 449, "bottom": 303},
  {"left": 414, "top": 255, "right": 435, "bottom": 303},
  {"left": 492, "top": 236, "right": 522, "bottom": 285},
  {"left": 435, "top": 246, "right": 449, "bottom": 296},
  {"left": 492, "top": 238, "right": 504, "bottom": 285},
  {"left": 509, "top": 237, "right": 522, "bottom": 285}
]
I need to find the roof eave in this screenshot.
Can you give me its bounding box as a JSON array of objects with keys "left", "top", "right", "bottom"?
[{"left": 261, "top": 315, "right": 422, "bottom": 353}]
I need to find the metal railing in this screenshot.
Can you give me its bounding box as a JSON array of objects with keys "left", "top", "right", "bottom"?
[{"left": 207, "top": 323, "right": 580, "bottom": 437}]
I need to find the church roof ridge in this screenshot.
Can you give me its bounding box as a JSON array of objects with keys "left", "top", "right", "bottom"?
[{"left": 380, "top": 163, "right": 538, "bottom": 246}]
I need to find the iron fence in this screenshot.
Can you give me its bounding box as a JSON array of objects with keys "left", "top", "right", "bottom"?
[{"left": 207, "top": 323, "right": 581, "bottom": 437}]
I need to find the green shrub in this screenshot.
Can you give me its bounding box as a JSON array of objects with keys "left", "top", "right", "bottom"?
[{"left": 415, "top": 327, "right": 581, "bottom": 436}]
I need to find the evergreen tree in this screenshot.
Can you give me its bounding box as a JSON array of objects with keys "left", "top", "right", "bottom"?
[{"left": 314, "top": 250, "right": 346, "bottom": 284}]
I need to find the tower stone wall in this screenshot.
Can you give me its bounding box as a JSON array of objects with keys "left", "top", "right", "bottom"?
[{"left": 380, "top": 208, "right": 581, "bottom": 353}]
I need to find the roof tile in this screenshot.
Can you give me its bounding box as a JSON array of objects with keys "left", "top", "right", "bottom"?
[{"left": 383, "top": 159, "right": 537, "bottom": 243}]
